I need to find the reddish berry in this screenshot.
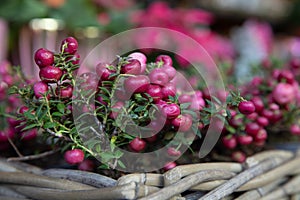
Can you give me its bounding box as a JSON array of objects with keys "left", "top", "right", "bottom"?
[
  {"left": 64, "top": 149, "right": 85, "bottom": 165},
  {"left": 20, "top": 128, "right": 38, "bottom": 141},
  {"left": 96, "top": 63, "right": 116, "bottom": 81},
  {"left": 96, "top": 95, "right": 108, "bottom": 106},
  {"left": 34, "top": 48, "right": 54, "bottom": 68},
  {"left": 67, "top": 53, "right": 80, "bottom": 65},
  {"left": 156, "top": 55, "right": 173, "bottom": 66},
  {"left": 254, "top": 128, "right": 268, "bottom": 142},
  {"left": 33, "top": 81, "right": 49, "bottom": 99},
  {"left": 231, "top": 151, "right": 246, "bottom": 163},
  {"left": 161, "top": 65, "right": 176, "bottom": 81},
  {"left": 129, "top": 137, "right": 146, "bottom": 152},
  {"left": 229, "top": 116, "right": 243, "bottom": 128},
  {"left": 78, "top": 160, "right": 95, "bottom": 172},
  {"left": 163, "top": 161, "right": 177, "bottom": 171},
  {"left": 145, "top": 134, "right": 158, "bottom": 143},
  {"left": 149, "top": 68, "right": 169, "bottom": 86},
  {"left": 80, "top": 72, "right": 98, "bottom": 90},
  {"left": 128, "top": 52, "right": 147, "bottom": 74},
  {"left": 238, "top": 101, "right": 255, "bottom": 115},
  {"left": 167, "top": 147, "right": 181, "bottom": 156},
  {"left": 189, "top": 96, "right": 205, "bottom": 111},
  {"left": 162, "top": 103, "right": 180, "bottom": 119},
  {"left": 261, "top": 109, "right": 274, "bottom": 121},
  {"left": 277, "top": 70, "right": 294, "bottom": 84},
  {"left": 109, "top": 101, "right": 124, "bottom": 119},
  {"left": 290, "top": 124, "right": 300, "bottom": 135},
  {"left": 161, "top": 83, "right": 176, "bottom": 99},
  {"left": 178, "top": 94, "right": 191, "bottom": 104},
  {"left": 121, "top": 59, "right": 141, "bottom": 75},
  {"left": 146, "top": 84, "right": 163, "bottom": 102},
  {"left": 39, "top": 66, "right": 63, "bottom": 83},
  {"left": 124, "top": 75, "right": 150, "bottom": 94},
  {"left": 256, "top": 116, "right": 269, "bottom": 127},
  {"left": 172, "top": 114, "right": 192, "bottom": 132},
  {"left": 272, "top": 83, "right": 295, "bottom": 105},
  {"left": 247, "top": 112, "right": 258, "bottom": 120},
  {"left": 245, "top": 122, "right": 261, "bottom": 136},
  {"left": 57, "top": 85, "right": 73, "bottom": 99},
  {"left": 61, "top": 37, "right": 78, "bottom": 54},
  {"left": 237, "top": 135, "right": 253, "bottom": 145},
  {"left": 18, "top": 106, "right": 29, "bottom": 114},
  {"left": 222, "top": 135, "right": 237, "bottom": 149},
  {"left": 0, "top": 128, "right": 14, "bottom": 142}
]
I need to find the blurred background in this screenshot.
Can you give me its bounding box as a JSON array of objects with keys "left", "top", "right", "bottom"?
[{"left": 0, "top": 0, "right": 300, "bottom": 81}]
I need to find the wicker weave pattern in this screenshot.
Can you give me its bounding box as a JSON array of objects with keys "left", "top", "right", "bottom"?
[{"left": 0, "top": 150, "right": 299, "bottom": 200}]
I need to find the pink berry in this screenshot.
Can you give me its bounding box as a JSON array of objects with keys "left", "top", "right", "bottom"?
[
  {"left": 0, "top": 128, "right": 14, "bottom": 142},
  {"left": 39, "top": 66, "right": 63, "bottom": 83},
  {"left": 64, "top": 149, "right": 85, "bottom": 165},
  {"left": 161, "top": 83, "right": 176, "bottom": 99},
  {"left": 277, "top": 70, "right": 294, "bottom": 84},
  {"left": 149, "top": 68, "right": 169, "bottom": 86},
  {"left": 78, "top": 160, "right": 95, "bottom": 172},
  {"left": 222, "top": 135, "right": 237, "bottom": 149},
  {"left": 128, "top": 52, "right": 147, "bottom": 74},
  {"left": 34, "top": 48, "right": 54, "bottom": 68},
  {"left": 145, "top": 134, "right": 157, "bottom": 143},
  {"left": 96, "top": 63, "right": 116, "bottom": 81},
  {"left": 129, "top": 137, "right": 146, "bottom": 152},
  {"left": 33, "top": 81, "right": 49, "bottom": 99},
  {"left": 237, "top": 135, "right": 253, "bottom": 145},
  {"left": 156, "top": 55, "right": 173, "bottom": 66},
  {"left": 124, "top": 75, "right": 150, "bottom": 94},
  {"left": 167, "top": 147, "right": 181, "bottom": 157},
  {"left": 20, "top": 128, "right": 38, "bottom": 141},
  {"left": 161, "top": 65, "right": 176, "bottom": 81},
  {"left": 238, "top": 101, "right": 255, "bottom": 115},
  {"left": 172, "top": 114, "right": 192, "bottom": 132},
  {"left": 290, "top": 124, "right": 300, "bottom": 135},
  {"left": 162, "top": 103, "right": 180, "bottom": 119},
  {"left": 178, "top": 94, "right": 191, "bottom": 104},
  {"left": 57, "top": 85, "right": 73, "bottom": 99},
  {"left": 189, "top": 96, "right": 205, "bottom": 111},
  {"left": 254, "top": 128, "right": 268, "bottom": 142},
  {"left": 256, "top": 116, "right": 269, "bottom": 127},
  {"left": 146, "top": 84, "right": 163, "bottom": 102},
  {"left": 272, "top": 83, "right": 295, "bottom": 105},
  {"left": 67, "top": 53, "right": 80, "bottom": 65},
  {"left": 61, "top": 37, "right": 78, "bottom": 54},
  {"left": 109, "top": 101, "right": 124, "bottom": 119},
  {"left": 80, "top": 72, "right": 98, "bottom": 90},
  {"left": 121, "top": 59, "right": 141, "bottom": 75},
  {"left": 163, "top": 161, "right": 177, "bottom": 171},
  {"left": 245, "top": 122, "right": 261, "bottom": 136},
  {"left": 18, "top": 106, "right": 29, "bottom": 114},
  {"left": 229, "top": 116, "right": 243, "bottom": 128},
  {"left": 231, "top": 151, "right": 246, "bottom": 163}
]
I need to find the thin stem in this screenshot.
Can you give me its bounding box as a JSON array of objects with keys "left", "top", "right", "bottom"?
[
  {"left": 7, "top": 148, "right": 60, "bottom": 162},
  {"left": 7, "top": 137, "right": 23, "bottom": 157}
]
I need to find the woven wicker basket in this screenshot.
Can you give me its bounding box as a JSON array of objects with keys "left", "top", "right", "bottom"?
[{"left": 0, "top": 149, "right": 299, "bottom": 200}]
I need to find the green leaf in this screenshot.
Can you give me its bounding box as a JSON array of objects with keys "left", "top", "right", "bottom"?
[
  {"left": 52, "top": 112, "right": 63, "bottom": 117},
  {"left": 57, "top": 103, "right": 65, "bottom": 114},
  {"left": 24, "top": 111, "right": 35, "bottom": 120},
  {"left": 180, "top": 103, "right": 191, "bottom": 110},
  {"left": 211, "top": 95, "right": 222, "bottom": 105},
  {"left": 44, "top": 121, "right": 58, "bottom": 129},
  {"left": 118, "top": 160, "right": 126, "bottom": 168},
  {"left": 21, "top": 123, "right": 39, "bottom": 131},
  {"left": 134, "top": 106, "right": 145, "bottom": 112}
]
